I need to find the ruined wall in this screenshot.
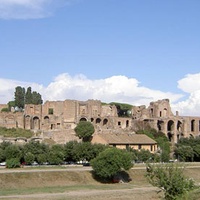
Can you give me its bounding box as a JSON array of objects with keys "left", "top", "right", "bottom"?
[{"left": 0, "top": 98, "right": 200, "bottom": 144}]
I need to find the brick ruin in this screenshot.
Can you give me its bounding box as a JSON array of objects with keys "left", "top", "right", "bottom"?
[{"left": 0, "top": 99, "right": 199, "bottom": 144}]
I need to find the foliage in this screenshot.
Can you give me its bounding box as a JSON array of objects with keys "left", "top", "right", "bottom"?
[
  {"left": 4, "top": 145, "right": 22, "bottom": 160},
  {"left": 15, "top": 86, "right": 25, "bottom": 109},
  {"left": 14, "top": 86, "right": 43, "bottom": 109},
  {"left": 1, "top": 108, "right": 9, "bottom": 112},
  {"left": 47, "top": 144, "right": 65, "bottom": 165},
  {"left": 24, "top": 152, "right": 35, "bottom": 165},
  {"left": 91, "top": 148, "right": 133, "bottom": 179},
  {"left": 0, "top": 127, "right": 33, "bottom": 138},
  {"left": 74, "top": 121, "right": 95, "bottom": 142},
  {"left": 136, "top": 126, "right": 170, "bottom": 162},
  {"left": 175, "top": 137, "right": 200, "bottom": 162},
  {"left": 109, "top": 102, "right": 132, "bottom": 117},
  {"left": 64, "top": 140, "right": 79, "bottom": 162},
  {"left": 146, "top": 163, "right": 195, "bottom": 200},
  {"left": 37, "top": 153, "right": 48, "bottom": 164},
  {"left": 22, "top": 141, "right": 49, "bottom": 161},
  {"left": 6, "top": 158, "right": 21, "bottom": 168}
]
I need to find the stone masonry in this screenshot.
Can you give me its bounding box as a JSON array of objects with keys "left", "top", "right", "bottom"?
[{"left": 0, "top": 98, "right": 199, "bottom": 144}]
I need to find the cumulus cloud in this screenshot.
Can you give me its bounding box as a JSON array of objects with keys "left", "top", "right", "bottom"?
[
  {"left": 0, "top": 0, "right": 74, "bottom": 19},
  {"left": 0, "top": 73, "right": 182, "bottom": 109},
  {"left": 172, "top": 73, "right": 200, "bottom": 116}
]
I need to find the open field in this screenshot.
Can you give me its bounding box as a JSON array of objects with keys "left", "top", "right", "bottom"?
[{"left": 0, "top": 163, "right": 200, "bottom": 200}]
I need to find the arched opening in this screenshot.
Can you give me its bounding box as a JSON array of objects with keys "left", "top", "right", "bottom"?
[
  {"left": 126, "top": 120, "right": 129, "bottom": 128},
  {"left": 91, "top": 118, "right": 94, "bottom": 123},
  {"left": 168, "top": 132, "right": 173, "bottom": 142},
  {"left": 80, "top": 117, "right": 87, "bottom": 122},
  {"left": 44, "top": 116, "right": 49, "bottom": 123},
  {"left": 33, "top": 116, "right": 40, "bottom": 130},
  {"left": 103, "top": 118, "right": 108, "bottom": 126},
  {"left": 167, "top": 120, "right": 174, "bottom": 132},
  {"left": 25, "top": 115, "right": 31, "bottom": 129},
  {"left": 191, "top": 120, "right": 195, "bottom": 132},
  {"left": 96, "top": 118, "right": 101, "bottom": 124},
  {"left": 177, "top": 120, "right": 182, "bottom": 132},
  {"left": 157, "top": 120, "right": 164, "bottom": 131},
  {"left": 163, "top": 108, "right": 167, "bottom": 117}
]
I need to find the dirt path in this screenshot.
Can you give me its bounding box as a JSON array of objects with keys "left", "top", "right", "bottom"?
[{"left": 0, "top": 187, "right": 161, "bottom": 200}]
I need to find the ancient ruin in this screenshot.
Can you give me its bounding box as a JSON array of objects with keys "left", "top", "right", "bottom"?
[{"left": 0, "top": 99, "right": 199, "bottom": 146}]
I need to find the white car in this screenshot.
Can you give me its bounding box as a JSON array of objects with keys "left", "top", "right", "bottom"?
[{"left": 0, "top": 162, "right": 6, "bottom": 166}]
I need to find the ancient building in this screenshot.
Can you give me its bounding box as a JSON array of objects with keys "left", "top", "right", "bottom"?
[{"left": 0, "top": 98, "right": 199, "bottom": 145}]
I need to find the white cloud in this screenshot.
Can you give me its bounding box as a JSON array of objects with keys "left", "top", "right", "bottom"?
[
  {"left": 0, "top": 0, "right": 75, "bottom": 19},
  {"left": 0, "top": 73, "right": 182, "bottom": 110},
  {"left": 172, "top": 73, "right": 200, "bottom": 116}
]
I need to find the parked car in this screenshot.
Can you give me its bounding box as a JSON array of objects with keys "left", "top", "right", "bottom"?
[{"left": 0, "top": 162, "right": 6, "bottom": 166}]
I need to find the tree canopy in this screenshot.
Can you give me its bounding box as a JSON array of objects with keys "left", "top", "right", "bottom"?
[
  {"left": 12, "top": 86, "right": 43, "bottom": 109},
  {"left": 74, "top": 121, "right": 95, "bottom": 142},
  {"left": 91, "top": 148, "right": 133, "bottom": 180}
]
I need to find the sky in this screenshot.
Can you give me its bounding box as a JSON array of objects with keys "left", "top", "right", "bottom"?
[{"left": 0, "top": 0, "right": 200, "bottom": 116}]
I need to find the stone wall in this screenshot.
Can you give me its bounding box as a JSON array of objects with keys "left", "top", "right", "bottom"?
[{"left": 0, "top": 98, "right": 200, "bottom": 144}]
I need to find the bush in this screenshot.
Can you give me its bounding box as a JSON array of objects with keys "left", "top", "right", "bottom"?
[
  {"left": 6, "top": 158, "right": 21, "bottom": 168},
  {"left": 91, "top": 148, "right": 133, "bottom": 180},
  {"left": 146, "top": 163, "right": 195, "bottom": 200}
]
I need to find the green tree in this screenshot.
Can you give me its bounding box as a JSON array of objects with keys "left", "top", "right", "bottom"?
[
  {"left": 74, "top": 121, "right": 95, "bottom": 142},
  {"left": 91, "top": 148, "right": 133, "bottom": 180},
  {"left": 4, "top": 145, "right": 22, "bottom": 160},
  {"left": 15, "top": 86, "right": 25, "bottom": 108},
  {"left": 64, "top": 141, "right": 79, "bottom": 162},
  {"left": 47, "top": 144, "right": 65, "bottom": 165},
  {"left": 146, "top": 163, "right": 195, "bottom": 200},
  {"left": 32, "top": 91, "right": 43, "bottom": 105},
  {"left": 24, "top": 152, "right": 35, "bottom": 165},
  {"left": 174, "top": 145, "right": 194, "bottom": 162},
  {"left": 25, "top": 87, "right": 33, "bottom": 104}
]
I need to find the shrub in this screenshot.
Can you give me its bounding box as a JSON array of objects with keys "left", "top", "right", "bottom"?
[
  {"left": 91, "top": 148, "right": 133, "bottom": 180},
  {"left": 6, "top": 158, "right": 21, "bottom": 168},
  {"left": 146, "top": 163, "right": 195, "bottom": 200}
]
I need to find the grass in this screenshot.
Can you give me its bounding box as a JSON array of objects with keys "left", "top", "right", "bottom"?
[{"left": 0, "top": 164, "right": 200, "bottom": 199}]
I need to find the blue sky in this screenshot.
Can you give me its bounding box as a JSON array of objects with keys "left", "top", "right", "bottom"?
[{"left": 0, "top": 0, "right": 200, "bottom": 116}]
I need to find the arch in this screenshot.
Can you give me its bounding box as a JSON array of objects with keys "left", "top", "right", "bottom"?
[
  {"left": 25, "top": 115, "right": 31, "bottom": 129},
  {"left": 167, "top": 120, "right": 174, "bottom": 132},
  {"left": 191, "top": 119, "right": 195, "bottom": 132},
  {"left": 177, "top": 120, "right": 182, "bottom": 132},
  {"left": 91, "top": 118, "right": 94, "bottom": 123},
  {"left": 96, "top": 118, "right": 101, "bottom": 124},
  {"left": 157, "top": 120, "right": 164, "bottom": 131},
  {"left": 126, "top": 120, "right": 129, "bottom": 128},
  {"left": 167, "top": 132, "right": 173, "bottom": 142},
  {"left": 103, "top": 118, "right": 108, "bottom": 126},
  {"left": 33, "top": 116, "right": 40, "bottom": 130},
  {"left": 163, "top": 108, "right": 167, "bottom": 117},
  {"left": 44, "top": 116, "right": 49, "bottom": 123},
  {"left": 80, "top": 117, "right": 87, "bottom": 122}
]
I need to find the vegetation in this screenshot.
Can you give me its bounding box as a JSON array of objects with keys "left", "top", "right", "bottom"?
[
  {"left": 174, "top": 137, "right": 200, "bottom": 162},
  {"left": 74, "top": 121, "right": 95, "bottom": 142},
  {"left": 136, "top": 125, "right": 171, "bottom": 162},
  {"left": 146, "top": 163, "right": 196, "bottom": 200},
  {"left": 109, "top": 102, "right": 132, "bottom": 117},
  {"left": 0, "top": 127, "right": 33, "bottom": 138},
  {"left": 7, "top": 86, "right": 43, "bottom": 110},
  {"left": 91, "top": 148, "right": 133, "bottom": 180}
]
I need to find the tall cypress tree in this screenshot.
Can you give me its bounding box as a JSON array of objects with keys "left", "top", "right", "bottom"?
[
  {"left": 14, "top": 86, "right": 25, "bottom": 108},
  {"left": 25, "top": 87, "right": 33, "bottom": 104}
]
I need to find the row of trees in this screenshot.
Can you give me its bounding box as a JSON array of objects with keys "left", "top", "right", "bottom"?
[{"left": 0, "top": 140, "right": 109, "bottom": 168}]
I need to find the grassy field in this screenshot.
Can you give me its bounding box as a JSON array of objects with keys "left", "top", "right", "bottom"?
[{"left": 0, "top": 164, "right": 200, "bottom": 199}]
